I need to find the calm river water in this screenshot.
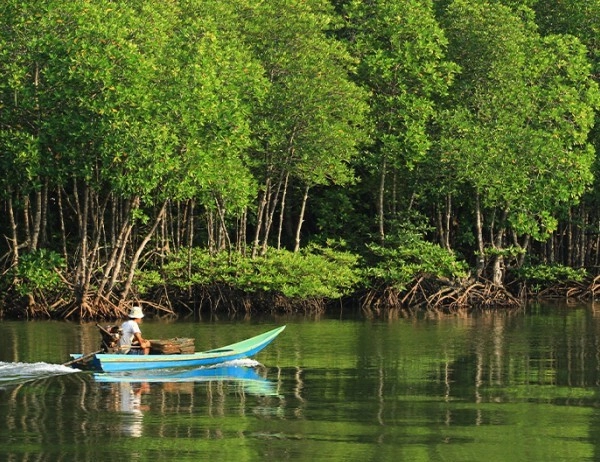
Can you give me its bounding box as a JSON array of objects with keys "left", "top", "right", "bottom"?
[{"left": 1, "top": 303, "right": 600, "bottom": 461}]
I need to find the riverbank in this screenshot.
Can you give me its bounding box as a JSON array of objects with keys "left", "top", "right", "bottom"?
[
  {"left": 1, "top": 247, "right": 596, "bottom": 321},
  {"left": 2, "top": 272, "right": 597, "bottom": 321}
]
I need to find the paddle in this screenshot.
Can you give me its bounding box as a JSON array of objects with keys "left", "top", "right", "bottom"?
[{"left": 62, "top": 350, "right": 103, "bottom": 368}]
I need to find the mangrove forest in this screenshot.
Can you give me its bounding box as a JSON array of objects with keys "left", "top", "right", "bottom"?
[{"left": 1, "top": 0, "right": 600, "bottom": 319}]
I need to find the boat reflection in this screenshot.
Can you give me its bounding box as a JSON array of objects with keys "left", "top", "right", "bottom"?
[
  {"left": 118, "top": 381, "right": 149, "bottom": 438},
  {"left": 97, "top": 363, "right": 280, "bottom": 438},
  {"left": 94, "top": 363, "right": 279, "bottom": 396}
]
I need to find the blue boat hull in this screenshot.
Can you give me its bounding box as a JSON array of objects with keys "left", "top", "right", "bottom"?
[{"left": 69, "top": 325, "right": 285, "bottom": 373}]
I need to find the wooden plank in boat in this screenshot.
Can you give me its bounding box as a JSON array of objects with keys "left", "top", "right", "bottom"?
[{"left": 149, "top": 338, "right": 195, "bottom": 354}]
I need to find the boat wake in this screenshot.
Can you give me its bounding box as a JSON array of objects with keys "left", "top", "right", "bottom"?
[
  {"left": 0, "top": 361, "right": 80, "bottom": 386},
  {"left": 207, "top": 358, "right": 262, "bottom": 368}
]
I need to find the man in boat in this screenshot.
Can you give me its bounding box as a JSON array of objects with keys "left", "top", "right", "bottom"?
[{"left": 119, "top": 306, "right": 151, "bottom": 355}]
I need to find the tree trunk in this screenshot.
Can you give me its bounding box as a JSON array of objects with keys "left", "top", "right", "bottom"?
[
  {"left": 436, "top": 205, "right": 444, "bottom": 248},
  {"left": 237, "top": 208, "right": 247, "bottom": 255},
  {"left": 444, "top": 194, "right": 452, "bottom": 251},
  {"left": 294, "top": 185, "right": 310, "bottom": 252},
  {"left": 38, "top": 179, "right": 49, "bottom": 248},
  {"left": 29, "top": 187, "right": 42, "bottom": 251},
  {"left": 214, "top": 194, "right": 232, "bottom": 255},
  {"left": 261, "top": 173, "right": 284, "bottom": 255},
  {"left": 97, "top": 196, "right": 137, "bottom": 297},
  {"left": 437, "top": 194, "right": 452, "bottom": 251},
  {"left": 475, "top": 192, "right": 485, "bottom": 278},
  {"left": 377, "top": 156, "right": 386, "bottom": 245},
  {"left": 57, "top": 187, "right": 68, "bottom": 260},
  {"left": 516, "top": 233, "right": 529, "bottom": 268},
  {"left": 492, "top": 254, "right": 504, "bottom": 286},
  {"left": 173, "top": 200, "right": 181, "bottom": 252},
  {"left": 277, "top": 173, "right": 290, "bottom": 250},
  {"left": 492, "top": 208, "right": 508, "bottom": 286},
  {"left": 74, "top": 182, "right": 90, "bottom": 309},
  {"left": 391, "top": 169, "right": 397, "bottom": 216},
  {"left": 206, "top": 209, "right": 216, "bottom": 254},
  {"left": 86, "top": 190, "right": 109, "bottom": 297},
  {"left": 23, "top": 194, "right": 31, "bottom": 250},
  {"left": 252, "top": 178, "right": 271, "bottom": 258},
  {"left": 595, "top": 220, "right": 600, "bottom": 267},
  {"left": 187, "top": 200, "right": 194, "bottom": 279},
  {"left": 579, "top": 204, "right": 587, "bottom": 268},
  {"left": 7, "top": 186, "right": 19, "bottom": 268},
  {"left": 120, "top": 200, "right": 168, "bottom": 303},
  {"left": 107, "top": 221, "right": 135, "bottom": 295},
  {"left": 567, "top": 207, "right": 573, "bottom": 266}
]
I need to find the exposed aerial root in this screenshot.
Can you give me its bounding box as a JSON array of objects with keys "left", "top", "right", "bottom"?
[{"left": 361, "top": 275, "right": 522, "bottom": 318}]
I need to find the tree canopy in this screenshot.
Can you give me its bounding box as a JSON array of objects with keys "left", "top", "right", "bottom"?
[{"left": 1, "top": 0, "right": 599, "bottom": 318}]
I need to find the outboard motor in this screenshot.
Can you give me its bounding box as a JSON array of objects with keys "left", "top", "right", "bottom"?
[{"left": 96, "top": 324, "right": 121, "bottom": 353}]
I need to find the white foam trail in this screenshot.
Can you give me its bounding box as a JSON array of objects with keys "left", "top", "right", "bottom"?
[
  {"left": 0, "top": 361, "right": 80, "bottom": 382},
  {"left": 207, "top": 358, "right": 262, "bottom": 368}
]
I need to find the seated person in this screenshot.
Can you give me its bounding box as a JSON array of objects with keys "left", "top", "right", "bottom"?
[{"left": 119, "top": 306, "right": 151, "bottom": 354}]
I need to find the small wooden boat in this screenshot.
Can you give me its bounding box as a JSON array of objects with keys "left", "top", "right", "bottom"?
[{"left": 69, "top": 325, "right": 286, "bottom": 373}]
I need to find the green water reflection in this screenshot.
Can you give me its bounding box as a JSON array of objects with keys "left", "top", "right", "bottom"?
[{"left": 1, "top": 304, "right": 600, "bottom": 461}]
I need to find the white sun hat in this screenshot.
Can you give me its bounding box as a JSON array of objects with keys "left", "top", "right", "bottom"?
[{"left": 128, "top": 306, "right": 145, "bottom": 319}]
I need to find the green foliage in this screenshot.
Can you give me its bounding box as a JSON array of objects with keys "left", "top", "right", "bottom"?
[
  {"left": 440, "top": 0, "right": 599, "bottom": 241},
  {"left": 10, "top": 250, "right": 66, "bottom": 296},
  {"left": 514, "top": 264, "right": 588, "bottom": 288},
  {"left": 136, "top": 245, "right": 362, "bottom": 300},
  {"left": 345, "top": 0, "right": 457, "bottom": 170},
  {"left": 239, "top": 0, "right": 369, "bottom": 190},
  {"left": 481, "top": 245, "right": 526, "bottom": 258},
  {"left": 1, "top": 0, "right": 600, "bottom": 317},
  {"left": 132, "top": 269, "right": 164, "bottom": 296},
  {"left": 363, "top": 229, "right": 469, "bottom": 291}
]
